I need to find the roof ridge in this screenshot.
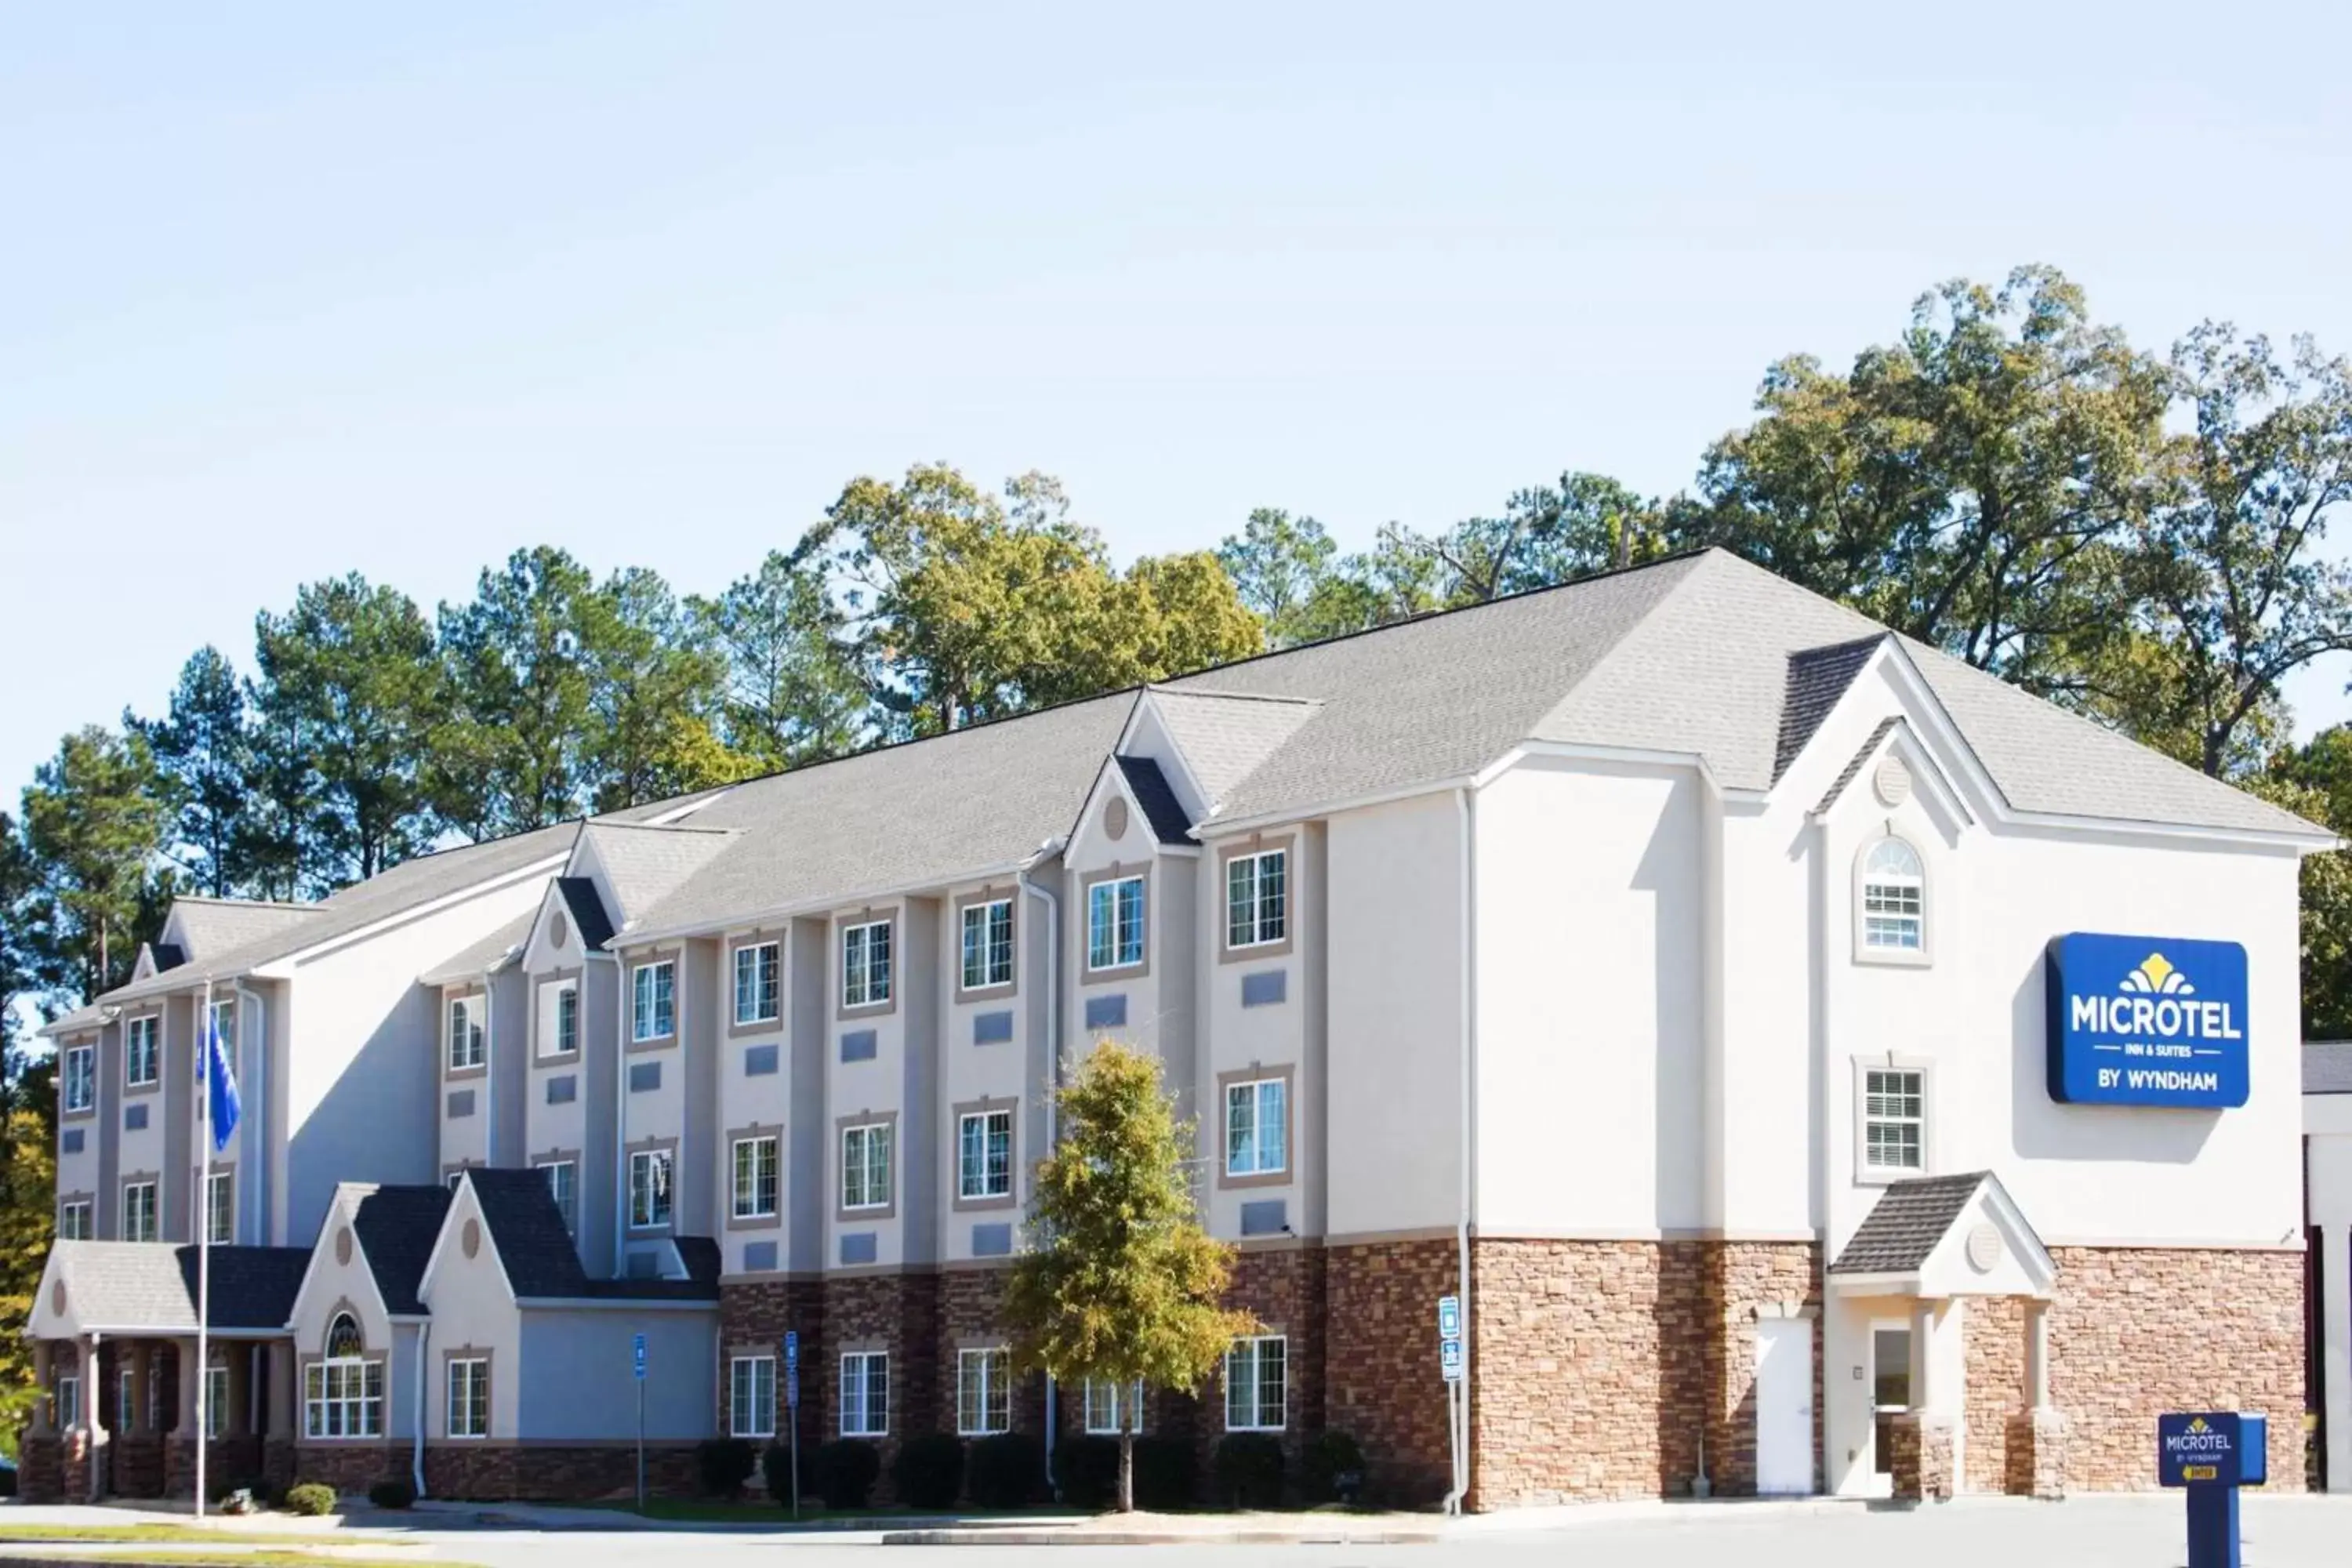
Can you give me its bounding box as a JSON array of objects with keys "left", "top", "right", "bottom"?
[
  {"left": 584, "top": 820, "right": 737, "bottom": 838},
  {"left": 1148, "top": 685, "right": 1325, "bottom": 707},
  {"left": 176, "top": 896, "right": 318, "bottom": 911}
]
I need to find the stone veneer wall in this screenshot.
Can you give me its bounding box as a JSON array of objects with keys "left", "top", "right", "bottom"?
[
  {"left": 718, "top": 1276, "right": 827, "bottom": 1449},
  {"left": 1964, "top": 1294, "right": 2027, "bottom": 1494},
  {"left": 940, "top": 1265, "right": 1047, "bottom": 1437},
  {"left": 1204, "top": 1243, "right": 1326, "bottom": 1490},
  {"left": 1324, "top": 1236, "right": 1457, "bottom": 1505},
  {"left": 425, "top": 1443, "right": 700, "bottom": 1500},
  {"left": 817, "top": 1272, "right": 942, "bottom": 1499},
  {"left": 289, "top": 1440, "right": 405, "bottom": 1494}
]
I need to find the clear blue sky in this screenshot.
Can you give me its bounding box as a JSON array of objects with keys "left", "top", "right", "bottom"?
[{"left": 6, "top": 2, "right": 2352, "bottom": 810}]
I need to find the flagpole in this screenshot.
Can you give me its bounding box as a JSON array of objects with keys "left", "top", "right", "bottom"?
[{"left": 195, "top": 979, "right": 211, "bottom": 1519}]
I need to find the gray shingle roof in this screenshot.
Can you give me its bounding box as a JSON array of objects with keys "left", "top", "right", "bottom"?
[
  {"left": 1830, "top": 1173, "right": 1990, "bottom": 1274},
  {"left": 172, "top": 898, "right": 320, "bottom": 960},
  {"left": 49, "top": 1241, "right": 309, "bottom": 1331},
  {"left": 419, "top": 913, "right": 533, "bottom": 986},
  {"left": 467, "top": 1169, "right": 717, "bottom": 1301},
  {"left": 349, "top": 1184, "right": 454, "bottom": 1316},
  {"left": 583, "top": 822, "right": 735, "bottom": 933},
  {"left": 1777, "top": 637, "right": 1885, "bottom": 781},
  {"left": 557, "top": 877, "right": 616, "bottom": 953},
  {"left": 1147, "top": 688, "right": 1323, "bottom": 812},
  {"left": 1115, "top": 757, "right": 1196, "bottom": 845},
  {"left": 2307, "top": 1042, "right": 2352, "bottom": 1094},
  {"left": 1813, "top": 717, "right": 1905, "bottom": 818}
]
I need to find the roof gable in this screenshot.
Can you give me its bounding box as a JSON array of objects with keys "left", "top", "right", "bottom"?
[
  {"left": 33, "top": 1241, "right": 309, "bottom": 1337},
  {"left": 1830, "top": 1171, "right": 2055, "bottom": 1298}
]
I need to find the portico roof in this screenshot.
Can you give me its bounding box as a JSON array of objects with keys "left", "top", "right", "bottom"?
[
  {"left": 27, "top": 1242, "right": 310, "bottom": 1340},
  {"left": 1829, "top": 1171, "right": 2056, "bottom": 1300}
]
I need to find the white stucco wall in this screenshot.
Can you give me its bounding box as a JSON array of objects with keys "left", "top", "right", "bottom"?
[
  {"left": 419, "top": 1182, "right": 523, "bottom": 1441},
  {"left": 826, "top": 899, "right": 913, "bottom": 1272},
  {"left": 937, "top": 878, "right": 1033, "bottom": 1262},
  {"left": 712, "top": 924, "right": 791, "bottom": 1278}
]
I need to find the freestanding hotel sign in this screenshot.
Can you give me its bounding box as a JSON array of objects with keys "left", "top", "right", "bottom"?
[
  {"left": 2045, "top": 934, "right": 2249, "bottom": 1109},
  {"left": 2158, "top": 1410, "right": 2267, "bottom": 1568}
]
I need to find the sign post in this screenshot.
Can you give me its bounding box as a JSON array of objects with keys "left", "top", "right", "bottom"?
[
  {"left": 633, "top": 1333, "right": 648, "bottom": 1512},
  {"left": 2158, "top": 1410, "right": 2268, "bottom": 1568},
  {"left": 1437, "top": 1295, "right": 1464, "bottom": 1515},
  {"left": 784, "top": 1330, "right": 802, "bottom": 1521}
]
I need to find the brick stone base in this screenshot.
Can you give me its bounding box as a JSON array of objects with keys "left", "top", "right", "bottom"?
[
  {"left": 2004, "top": 1409, "right": 2067, "bottom": 1499},
  {"left": 1326, "top": 1237, "right": 1457, "bottom": 1506},
  {"left": 1889, "top": 1411, "right": 1955, "bottom": 1501},
  {"left": 111, "top": 1434, "right": 166, "bottom": 1498},
  {"left": 1204, "top": 1243, "right": 1326, "bottom": 1494},
  {"left": 16, "top": 1433, "right": 68, "bottom": 1503},
  {"left": 425, "top": 1443, "right": 701, "bottom": 1501},
  {"left": 288, "top": 1441, "right": 406, "bottom": 1496},
  {"left": 941, "top": 1265, "right": 1048, "bottom": 1439},
  {"left": 819, "top": 1272, "right": 941, "bottom": 1500}
]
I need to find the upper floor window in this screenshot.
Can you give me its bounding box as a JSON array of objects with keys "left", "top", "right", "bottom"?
[
  {"left": 958, "top": 1109, "right": 1013, "bottom": 1202},
  {"left": 206, "top": 1169, "right": 234, "bottom": 1245},
  {"left": 1225, "top": 1076, "right": 1289, "bottom": 1178},
  {"left": 735, "top": 942, "right": 780, "bottom": 1026},
  {"left": 59, "top": 1200, "right": 91, "bottom": 1240},
  {"left": 63, "top": 1046, "right": 95, "bottom": 1114},
  {"left": 541, "top": 982, "right": 579, "bottom": 1058},
  {"left": 538, "top": 1159, "right": 578, "bottom": 1238},
  {"left": 961, "top": 898, "right": 1014, "bottom": 992},
  {"left": 633, "top": 960, "right": 675, "bottom": 1042},
  {"left": 630, "top": 1148, "right": 674, "bottom": 1229},
  {"left": 208, "top": 997, "right": 236, "bottom": 1053},
  {"left": 447, "top": 996, "right": 485, "bottom": 1073},
  {"left": 307, "top": 1312, "right": 383, "bottom": 1439},
  {"left": 1858, "top": 837, "right": 1926, "bottom": 956},
  {"left": 126, "top": 1017, "right": 160, "bottom": 1087},
  {"left": 1225, "top": 848, "right": 1288, "bottom": 950},
  {"left": 122, "top": 1180, "right": 158, "bottom": 1243},
  {"left": 841, "top": 1120, "right": 893, "bottom": 1211},
  {"left": 733, "top": 1134, "right": 780, "bottom": 1220},
  {"left": 1087, "top": 876, "right": 1145, "bottom": 971},
  {"left": 1861, "top": 1067, "right": 1926, "bottom": 1177},
  {"left": 842, "top": 920, "right": 892, "bottom": 1010},
  {"left": 1225, "top": 1335, "right": 1287, "bottom": 1432}
]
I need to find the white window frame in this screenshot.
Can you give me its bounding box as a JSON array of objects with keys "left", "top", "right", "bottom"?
[
  {"left": 735, "top": 942, "right": 780, "bottom": 1026},
  {"left": 632, "top": 960, "right": 676, "bottom": 1042},
  {"left": 205, "top": 1168, "right": 234, "bottom": 1245},
  {"left": 56, "top": 1372, "right": 81, "bottom": 1431},
  {"left": 446, "top": 1356, "right": 489, "bottom": 1439},
  {"left": 203, "top": 1363, "right": 229, "bottom": 1437},
  {"left": 958, "top": 1109, "right": 1013, "bottom": 1201},
  {"left": 956, "top": 1346, "right": 1013, "bottom": 1436},
  {"left": 840, "top": 1350, "right": 889, "bottom": 1437},
  {"left": 208, "top": 997, "right": 236, "bottom": 1053},
  {"left": 59, "top": 1200, "right": 92, "bottom": 1240},
  {"left": 1225, "top": 1076, "right": 1289, "bottom": 1178},
  {"left": 731, "top": 1355, "right": 777, "bottom": 1439},
  {"left": 1086, "top": 875, "right": 1146, "bottom": 972},
  {"left": 122, "top": 1180, "right": 158, "bottom": 1243},
  {"left": 629, "top": 1148, "right": 674, "bottom": 1230},
  {"left": 537, "top": 1158, "right": 578, "bottom": 1237},
  {"left": 841, "top": 1121, "right": 892, "bottom": 1212},
  {"left": 125, "top": 1016, "right": 160, "bottom": 1087},
  {"left": 541, "top": 982, "right": 579, "bottom": 1059},
  {"left": 1855, "top": 1060, "right": 1930, "bottom": 1181},
  {"left": 1854, "top": 835, "right": 1929, "bottom": 964},
  {"left": 1224, "top": 1335, "right": 1287, "bottom": 1432},
  {"left": 63, "top": 1045, "right": 95, "bottom": 1113},
  {"left": 733, "top": 1134, "right": 780, "bottom": 1220},
  {"left": 960, "top": 898, "right": 1015, "bottom": 992},
  {"left": 1225, "top": 847, "right": 1288, "bottom": 950},
  {"left": 446, "top": 996, "right": 485, "bottom": 1072},
  {"left": 841, "top": 920, "right": 892, "bottom": 1009},
  {"left": 1083, "top": 1377, "right": 1145, "bottom": 1436},
  {"left": 307, "top": 1314, "right": 383, "bottom": 1439}
]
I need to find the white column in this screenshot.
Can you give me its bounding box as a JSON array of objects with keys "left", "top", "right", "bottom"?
[
  {"left": 1910, "top": 1300, "right": 1936, "bottom": 1412},
  {"left": 2025, "top": 1300, "right": 2051, "bottom": 1412},
  {"left": 2326, "top": 1222, "right": 2350, "bottom": 1494}
]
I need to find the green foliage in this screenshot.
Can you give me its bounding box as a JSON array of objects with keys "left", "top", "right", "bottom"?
[
  {"left": 365, "top": 1478, "right": 415, "bottom": 1509},
  {"left": 695, "top": 1437, "right": 758, "bottom": 1497},
  {"left": 760, "top": 1439, "right": 811, "bottom": 1505},
  {"left": 1298, "top": 1429, "right": 1366, "bottom": 1504},
  {"left": 21, "top": 725, "right": 171, "bottom": 997},
  {"left": 1211, "top": 1432, "right": 1286, "bottom": 1509},
  {"left": 889, "top": 1432, "right": 965, "bottom": 1509},
  {"left": 281, "top": 1483, "right": 337, "bottom": 1516},
  {"left": 1053, "top": 1436, "right": 1121, "bottom": 1511},
  {"left": 129, "top": 647, "right": 254, "bottom": 898},
  {"left": 690, "top": 550, "right": 868, "bottom": 768},
  {"left": 965, "top": 1432, "right": 1043, "bottom": 1509},
  {"left": 811, "top": 1439, "right": 880, "bottom": 1510}
]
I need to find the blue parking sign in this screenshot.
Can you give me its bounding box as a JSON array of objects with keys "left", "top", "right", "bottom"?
[{"left": 633, "top": 1333, "right": 647, "bottom": 1381}]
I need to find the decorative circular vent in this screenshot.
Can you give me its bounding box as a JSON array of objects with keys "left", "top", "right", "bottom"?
[
  {"left": 1874, "top": 754, "right": 1913, "bottom": 808},
  {"left": 1104, "top": 797, "right": 1129, "bottom": 841},
  {"left": 50, "top": 1279, "right": 65, "bottom": 1318},
  {"left": 1965, "top": 1222, "right": 2002, "bottom": 1274},
  {"left": 335, "top": 1227, "right": 354, "bottom": 1266},
  {"left": 462, "top": 1218, "right": 481, "bottom": 1260},
  {"left": 551, "top": 910, "right": 569, "bottom": 948}
]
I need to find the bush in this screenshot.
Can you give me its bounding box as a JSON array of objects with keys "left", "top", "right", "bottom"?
[
  {"left": 1298, "top": 1430, "right": 1366, "bottom": 1505},
  {"left": 1054, "top": 1435, "right": 1120, "bottom": 1511},
  {"left": 1212, "top": 1432, "right": 1286, "bottom": 1509},
  {"left": 813, "top": 1439, "right": 881, "bottom": 1511},
  {"left": 281, "top": 1482, "right": 337, "bottom": 1517},
  {"left": 0, "top": 1465, "right": 16, "bottom": 1499},
  {"left": 367, "top": 1477, "right": 416, "bottom": 1510},
  {"left": 967, "top": 1431, "right": 1043, "bottom": 1509},
  {"left": 695, "top": 1436, "right": 758, "bottom": 1497},
  {"left": 891, "top": 1432, "right": 966, "bottom": 1511},
  {"left": 1131, "top": 1435, "right": 1195, "bottom": 1511},
  {"left": 762, "top": 1439, "right": 816, "bottom": 1507}
]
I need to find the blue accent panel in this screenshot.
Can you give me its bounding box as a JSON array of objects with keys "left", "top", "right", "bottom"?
[
  {"left": 840, "top": 1029, "right": 877, "bottom": 1062},
  {"left": 61, "top": 1129, "right": 84, "bottom": 1155},
  {"left": 973, "top": 1011, "right": 1014, "bottom": 1045},
  {"left": 1240, "top": 1199, "right": 1288, "bottom": 1236},
  {"left": 742, "top": 1240, "right": 779, "bottom": 1272},
  {"left": 1083, "top": 994, "right": 1127, "bottom": 1030},
  {"left": 630, "top": 1061, "right": 662, "bottom": 1093},
  {"left": 1241, "top": 970, "right": 1288, "bottom": 1007},
  {"left": 546, "top": 1074, "right": 577, "bottom": 1105},
  {"left": 123, "top": 1104, "right": 148, "bottom": 1132},
  {"left": 2044, "top": 933, "right": 2249, "bottom": 1108},
  {"left": 839, "top": 1231, "right": 878, "bottom": 1265},
  {"left": 744, "top": 1044, "right": 780, "bottom": 1076},
  {"left": 971, "top": 1222, "right": 1014, "bottom": 1258},
  {"left": 446, "top": 1090, "right": 475, "bottom": 1119}
]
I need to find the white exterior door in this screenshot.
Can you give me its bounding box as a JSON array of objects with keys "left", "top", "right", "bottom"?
[{"left": 1755, "top": 1319, "right": 1814, "bottom": 1495}]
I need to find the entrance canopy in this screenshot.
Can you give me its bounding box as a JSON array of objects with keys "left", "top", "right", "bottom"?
[
  {"left": 1828, "top": 1171, "right": 2056, "bottom": 1300},
  {"left": 28, "top": 1242, "right": 310, "bottom": 1341}
]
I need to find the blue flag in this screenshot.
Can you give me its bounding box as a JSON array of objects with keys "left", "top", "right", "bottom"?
[{"left": 205, "top": 1014, "right": 241, "bottom": 1155}]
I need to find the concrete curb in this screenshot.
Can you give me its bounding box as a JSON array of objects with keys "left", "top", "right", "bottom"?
[{"left": 880, "top": 1527, "right": 1443, "bottom": 1546}]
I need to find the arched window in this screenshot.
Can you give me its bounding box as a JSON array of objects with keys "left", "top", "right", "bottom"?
[
  {"left": 307, "top": 1312, "right": 383, "bottom": 1438},
  {"left": 1858, "top": 837, "right": 1926, "bottom": 956}
]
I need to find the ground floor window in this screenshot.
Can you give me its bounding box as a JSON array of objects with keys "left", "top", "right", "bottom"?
[
  {"left": 204, "top": 1363, "right": 229, "bottom": 1437},
  {"left": 308, "top": 1316, "right": 384, "bottom": 1439},
  {"left": 956, "top": 1347, "right": 1011, "bottom": 1436},
  {"left": 1083, "top": 1378, "right": 1145, "bottom": 1436},
  {"left": 1224, "top": 1335, "right": 1287, "bottom": 1432},
  {"left": 840, "top": 1351, "right": 888, "bottom": 1436},
  {"left": 55, "top": 1374, "right": 79, "bottom": 1430},
  {"left": 731, "top": 1356, "right": 776, "bottom": 1439},
  {"left": 447, "top": 1356, "right": 488, "bottom": 1439},
  {"left": 1872, "top": 1325, "right": 1913, "bottom": 1476}
]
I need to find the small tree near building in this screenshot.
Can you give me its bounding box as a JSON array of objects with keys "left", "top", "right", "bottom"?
[{"left": 1003, "top": 1040, "right": 1256, "bottom": 1512}]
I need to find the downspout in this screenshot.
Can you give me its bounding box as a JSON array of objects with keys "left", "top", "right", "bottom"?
[
  {"left": 412, "top": 1319, "right": 430, "bottom": 1497},
  {"left": 481, "top": 967, "right": 498, "bottom": 1169},
  {"left": 1444, "top": 786, "right": 1477, "bottom": 1515},
  {"left": 614, "top": 956, "right": 629, "bottom": 1279},
  {"left": 1020, "top": 842, "right": 1063, "bottom": 1496},
  {"left": 235, "top": 986, "right": 267, "bottom": 1244}
]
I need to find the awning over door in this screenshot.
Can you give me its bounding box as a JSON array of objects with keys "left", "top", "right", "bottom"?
[{"left": 1828, "top": 1171, "right": 2056, "bottom": 1299}]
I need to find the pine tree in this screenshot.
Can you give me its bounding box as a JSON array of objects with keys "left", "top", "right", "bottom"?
[
  {"left": 20, "top": 726, "right": 171, "bottom": 997},
  {"left": 131, "top": 646, "right": 255, "bottom": 897}
]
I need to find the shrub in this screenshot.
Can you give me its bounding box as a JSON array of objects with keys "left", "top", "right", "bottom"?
[
  {"left": 1054, "top": 1435, "right": 1120, "bottom": 1511},
  {"left": 1212, "top": 1432, "right": 1286, "bottom": 1509},
  {"left": 281, "top": 1482, "right": 337, "bottom": 1517},
  {"left": 967, "top": 1432, "right": 1043, "bottom": 1509},
  {"left": 1298, "top": 1430, "right": 1366, "bottom": 1505},
  {"left": 762, "top": 1439, "right": 816, "bottom": 1507},
  {"left": 1131, "top": 1435, "right": 1195, "bottom": 1511},
  {"left": 696, "top": 1437, "right": 758, "bottom": 1497},
  {"left": 891, "top": 1432, "right": 966, "bottom": 1511},
  {"left": 813, "top": 1439, "right": 881, "bottom": 1511},
  {"left": 367, "top": 1477, "right": 416, "bottom": 1510},
  {"left": 0, "top": 1465, "right": 16, "bottom": 1499}
]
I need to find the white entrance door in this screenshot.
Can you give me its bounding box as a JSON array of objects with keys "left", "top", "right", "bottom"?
[{"left": 1755, "top": 1319, "right": 1814, "bottom": 1495}]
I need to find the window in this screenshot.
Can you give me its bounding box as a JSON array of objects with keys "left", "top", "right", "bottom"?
[
  {"left": 957, "top": 1348, "right": 1012, "bottom": 1436},
  {"left": 55, "top": 1374, "right": 79, "bottom": 1431},
  {"left": 447, "top": 996, "right": 485, "bottom": 1072},
  {"left": 306, "top": 1313, "right": 383, "bottom": 1438},
  {"left": 733, "top": 1134, "right": 780, "bottom": 1220},
  {"left": 958, "top": 1109, "right": 1012, "bottom": 1202},
  {"left": 545, "top": 985, "right": 579, "bottom": 1058},
  {"left": 126, "top": 1016, "right": 160, "bottom": 1087},
  {"left": 209, "top": 997, "right": 237, "bottom": 1054},
  {"left": 1225, "top": 1336, "right": 1287, "bottom": 1432},
  {"left": 538, "top": 1160, "right": 577, "bottom": 1237},
  {"left": 118, "top": 1372, "right": 136, "bottom": 1433},
  {"left": 630, "top": 1149, "right": 673, "bottom": 1229},
  {"left": 840, "top": 1351, "right": 889, "bottom": 1436},
  {"left": 447, "top": 1357, "right": 488, "bottom": 1439},
  {"left": 63, "top": 1044, "right": 95, "bottom": 1113},
  {"left": 731, "top": 1356, "right": 777, "bottom": 1439},
  {"left": 1083, "top": 1379, "right": 1145, "bottom": 1436},
  {"left": 59, "top": 1200, "right": 91, "bottom": 1240},
  {"left": 1225, "top": 848, "right": 1288, "bottom": 949},
  {"left": 1860, "top": 837, "right": 1926, "bottom": 953},
  {"left": 1087, "top": 876, "right": 1145, "bottom": 971},
  {"left": 122, "top": 1180, "right": 158, "bottom": 1243},
  {"left": 735, "top": 942, "right": 780, "bottom": 1025},
  {"left": 1225, "top": 1077, "right": 1289, "bottom": 1178},
  {"left": 206, "top": 1169, "right": 234, "bottom": 1245},
  {"left": 204, "top": 1364, "right": 229, "bottom": 1438},
  {"left": 841, "top": 1121, "right": 892, "bottom": 1211},
  {"left": 842, "top": 920, "right": 891, "bottom": 1009},
  {"left": 1862, "top": 1069, "right": 1926, "bottom": 1175},
  {"left": 632, "top": 961, "right": 676, "bottom": 1041},
  {"left": 961, "top": 898, "right": 1014, "bottom": 991}
]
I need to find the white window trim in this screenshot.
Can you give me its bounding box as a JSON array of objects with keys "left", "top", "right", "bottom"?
[
  {"left": 1225, "top": 848, "right": 1288, "bottom": 950},
  {"left": 1224, "top": 1076, "right": 1289, "bottom": 1178},
  {"left": 842, "top": 920, "right": 893, "bottom": 1009},
  {"left": 840, "top": 1350, "right": 889, "bottom": 1437},
  {"left": 307, "top": 1316, "right": 384, "bottom": 1440},
  {"left": 64, "top": 1044, "right": 95, "bottom": 1112},
  {"left": 1086, "top": 875, "right": 1148, "bottom": 972},
  {"left": 541, "top": 982, "right": 581, "bottom": 1060},
  {"left": 60, "top": 1200, "right": 93, "bottom": 1240},
  {"left": 535, "top": 1159, "right": 578, "bottom": 1237},
  {"left": 734, "top": 942, "right": 781, "bottom": 1025},
  {"left": 840, "top": 1121, "right": 893, "bottom": 1212},
  {"left": 122, "top": 1180, "right": 158, "bottom": 1243},
  {"left": 446, "top": 1356, "right": 489, "bottom": 1440},
  {"left": 632, "top": 960, "right": 677, "bottom": 1042},
  {"left": 205, "top": 1169, "right": 234, "bottom": 1245},
  {"left": 960, "top": 898, "right": 1016, "bottom": 993},
  {"left": 126, "top": 1017, "right": 160, "bottom": 1087},
  {"left": 1224, "top": 1335, "right": 1287, "bottom": 1432},
  {"left": 446, "top": 996, "right": 485, "bottom": 1072},
  {"left": 56, "top": 1374, "right": 82, "bottom": 1431},
  {"left": 956, "top": 1346, "right": 1013, "bottom": 1436},
  {"left": 1853, "top": 833, "right": 1930, "bottom": 967},
  {"left": 958, "top": 1109, "right": 1013, "bottom": 1201},
  {"left": 1853, "top": 1055, "right": 1933, "bottom": 1185},
  {"left": 1083, "top": 1377, "right": 1145, "bottom": 1436},
  {"left": 731, "top": 1355, "right": 777, "bottom": 1439},
  {"left": 733, "top": 1134, "right": 780, "bottom": 1219},
  {"left": 629, "top": 1148, "right": 675, "bottom": 1230}
]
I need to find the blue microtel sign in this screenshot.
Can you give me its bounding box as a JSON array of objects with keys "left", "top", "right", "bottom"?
[
  {"left": 2158, "top": 1411, "right": 2266, "bottom": 1489},
  {"left": 2045, "top": 934, "right": 2249, "bottom": 1109}
]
